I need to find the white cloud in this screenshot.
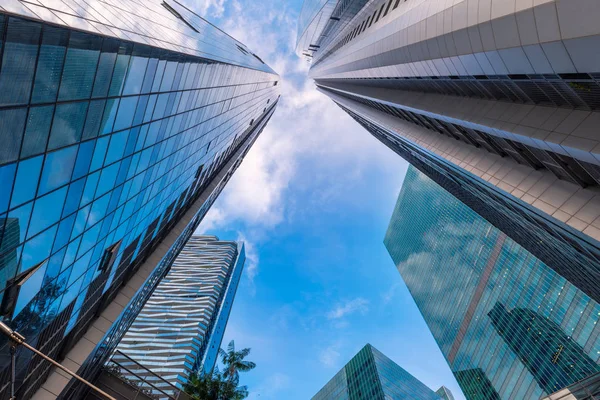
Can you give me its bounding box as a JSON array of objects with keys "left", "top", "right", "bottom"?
[
  {"left": 189, "top": 0, "right": 226, "bottom": 18},
  {"left": 327, "top": 298, "right": 370, "bottom": 320},
  {"left": 319, "top": 343, "right": 342, "bottom": 367}
]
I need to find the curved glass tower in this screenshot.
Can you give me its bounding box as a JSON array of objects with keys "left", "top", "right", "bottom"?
[
  {"left": 112, "top": 235, "right": 245, "bottom": 397},
  {"left": 0, "top": 1, "right": 280, "bottom": 399}
]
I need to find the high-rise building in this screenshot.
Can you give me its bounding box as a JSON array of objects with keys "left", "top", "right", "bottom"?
[
  {"left": 312, "top": 343, "right": 443, "bottom": 400},
  {"left": 0, "top": 1, "right": 279, "bottom": 399},
  {"left": 111, "top": 235, "right": 245, "bottom": 397},
  {"left": 384, "top": 166, "right": 600, "bottom": 400},
  {"left": 435, "top": 386, "right": 455, "bottom": 400},
  {"left": 298, "top": 0, "right": 600, "bottom": 306}
]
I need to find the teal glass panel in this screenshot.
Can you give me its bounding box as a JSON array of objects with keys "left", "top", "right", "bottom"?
[
  {"left": 21, "top": 105, "right": 54, "bottom": 158},
  {"left": 0, "top": 18, "right": 41, "bottom": 106},
  {"left": 58, "top": 32, "right": 102, "bottom": 101},
  {"left": 31, "top": 25, "right": 69, "bottom": 104},
  {"left": 0, "top": 163, "right": 16, "bottom": 213},
  {"left": 48, "top": 101, "right": 89, "bottom": 150},
  {"left": 0, "top": 108, "right": 27, "bottom": 165}
]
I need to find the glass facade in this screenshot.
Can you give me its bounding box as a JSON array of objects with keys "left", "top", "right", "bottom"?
[
  {"left": 0, "top": 2, "right": 279, "bottom": 399},
  {"left": 384, "top": 166, "right": 600, "bottom": 400},
  {"left": 312, "top": 343, "right": 442, "bottom": 400},
  {"left": 111, "top": 236, "right": 245, "bottom": 397},
  {"left": 435, "top": 386, "right": 455, "bottom": 400}
]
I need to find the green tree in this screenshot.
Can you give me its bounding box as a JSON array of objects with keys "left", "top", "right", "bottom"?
[
  {"left": 185, "top": 340, "right": 255, "bottom": 400},
  {"left": 219, "top": 340, "right": 256, "bottom": 383},
  {"left": 184, "top": 370, "right": 248, "bottom": 400}
]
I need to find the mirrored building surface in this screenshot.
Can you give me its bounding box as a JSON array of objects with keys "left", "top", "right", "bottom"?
[
  {"left": 384, "top": 166, "right": 600, "bottom": 400},
  {"left": 312, "top": 343, "right": 443, "bottom": 400},
  {"left": 111, "top": 235, "right": 245, "bottom": 397},
  {"left": 0, "top": 1, "right": 279, "bottom": 398},
  {"left": 298, "top": 0, "right": 600, "bottom": 307}
]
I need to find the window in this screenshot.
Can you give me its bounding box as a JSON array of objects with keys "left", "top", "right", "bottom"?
[{"left": 98, "top": 240, "right": 122, "bottom": 273}]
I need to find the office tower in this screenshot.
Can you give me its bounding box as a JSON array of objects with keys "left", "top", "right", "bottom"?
[
  {"left": 312, "top": 343, "right": 443, "bottom": 400},
  {"left": 0, "top": 1, "right": 279, "bottom": 399},
  {"left": 436, "top": 386, "right": 455, "bottom": 400},
  {"left": 384, "top": 166, "right": 600, "bottom": 400},
  {"left": 298, "top": 0, "right": 600, "bottom": 306},
  {"left": 110, "top": 236, "right": 245, "bottom": 397}
]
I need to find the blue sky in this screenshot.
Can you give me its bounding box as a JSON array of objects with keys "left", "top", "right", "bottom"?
[{"left": 189, "top": 0, "right": 467, "bottom": 398}]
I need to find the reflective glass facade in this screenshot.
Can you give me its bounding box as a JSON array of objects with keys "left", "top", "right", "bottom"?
[
  {"left": 384, "top": 166, "right": 600, "bottom": 400},
  {"left": 312, "top": 344, "right": 442, "bottom": 400},
  {"left": 112, "top": 236, "right": 245, "bottom": 397},
  {"left": 0, "top": 2, "right": 279, "bottom": 399}
]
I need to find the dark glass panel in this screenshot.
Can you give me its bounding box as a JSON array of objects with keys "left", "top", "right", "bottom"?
[
  {"left": 62, "top": 178, "right": 85, "bottom": 218},
  {"left": 82, "top": 99, "right": 106, "bottom": 140},
  {"left": 31, "top": 25, "right": 69, "bottom": 104},
  {"left": 0, "top": 18, "right": 41, "bottom": 106},
  {"left": 0, "top": 163, "right": 16, "bottom": 213},
  {"left": 0, "top": 107, "right": 27, "bottom": 164},
  {"left": 21, "top": 105, "right": 54, "bottom": 158},
  {"left": 108, "top": 54, "right": 131, "bottom": 97},
  {"left": 48, "top": 101, "right": 89, "bottom": 150},
  {"left": 5, "top": 202, "right": 32, "bottom": 251},
  {"left": 91, "top": 39, "right": 119, "bottom": 99},
  {"left": 58, "top": 31, "right": 102, "bottom": 101},
  {"left": 72, "top": 140, "right": 95, "bottom": 180},
  {"left": 101, "top": 98, "right": 119, "bottom": 135}
]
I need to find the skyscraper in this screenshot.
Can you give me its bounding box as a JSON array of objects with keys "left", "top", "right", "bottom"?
[
  {"left": 384, "top": 166, "right": 600, "bottom": 400},
  {"left": 312, "top": 343, "right": 443, "bottom": 400},
  {"left": 435, "top": 386, "right": 455, "bottom": 400},
  {"left": 111, "top": 235, "right": 245, "bottom": 397},
  {"left": 298, "top": 0, "right": 600, "bottom": 305},
  {"left": 0, "top": 1, "right": 279, "bottom": 399}
]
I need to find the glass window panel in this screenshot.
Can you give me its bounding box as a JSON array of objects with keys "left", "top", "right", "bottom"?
[
  {"left": 96, "top": 163, "right": 119, "bottom": 197},
  {"left": 53, "top": 213, "right": 75, "bottom": 253},
  {"left": 5, "top": 202, "right": 33, "bottom": 251},
  {"left": 82, "top": 99, "right": 106, "bottom": 140},
  {"left": 31, "top": 25, "right": 69, "bottom": 104},
  {"left": 153, "top": 93, "right": 169, "bottom": 120},
  {"left": 151, "top": 60, "right": 166, "bottom": 93},
  {"left": 0, "top": 243, "right": 22, "bottom": 294},
  {"left": 0, "top": 18, "right": 41, "bottom": 106},
  {"left": 101, "top": 98, "right": 119, "bottom": 135},
  {"left": 21, "top": 224, "right": 57, "bottom": 273},
  {"left": 114, "top": 96, "right": 137, "bottom": 131},
  {"left": 159, "top": 61, "right": 177, "bottom": 92},
  {"left": 91, "top": 45, "right": 117, "bottom": 98},
  {"left": 143, "top": 94, "right": 157, "bottom": 123},
  {"left": 14, "top": 258, "right": 47, "bottom": 318},
  {"left": 58, "top": 32, "right": 102, "bottom": 101},
  {"left": 72, "top": 140, "right": 94, "bottom": 181},
  {"left": 63, "top": 237, "right": 80, "bottom": 269},
  {"left": 133, "top": 95, "right": 149, "bottom": 126},
  {"left": 108, "top": 54, "right": 130, "bottom": 97},
  {"left": 81, "top": 172, "right": 99, "bottom": 206},
  {"left": 141, "top": 58, "right": 158, "bottom": 94},
  {"left": 0, "top": 163, "right": 16, "bottom": 213},
  {"left": 122, "top": 56, "right": 148, "bottom": 95},
  {"left": 21, "top": 105, "right": 54, "bottom": 158},
  {"left": 0, "top": 107, "right": 27, "bottom": 164},
  {"left": 43, "top": 247, "right": 65, "bottom": 284},
  {"left": 28, "top": 186, "right": 66, "bottom": 238},
  {"left": 90, "top": 136, "right": 108, "bottom": 171},
  {"left": 48, "top": 101, "right": 89, "bottom": 150},
  {"left": 38, "top": 145, "right": 78, "bottom": 195},
  {"left": 11, "top": 155, "right": 43, "bottom": 208},
  {"left": 62, "top": 178, "right": 85, "bottom": 218},
  {"left": 105, "top": 130, "right": 128, "bottom": 165}
]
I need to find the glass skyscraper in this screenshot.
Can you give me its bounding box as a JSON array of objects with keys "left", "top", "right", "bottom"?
[
  {"left": 436, "top": 386, "right": 455, "bottom": 400},
  {"left": 384, "top": 166, "right": 600, "bottom": 400},
  {"left": 0, "top": 1, "right": 279, "bottom": 399},
  {"left": 111, "top": 235, "right": 245, "bottom": 397},
  {"left": 297, "top": 0, "right": 600, "bottom": 307},
  {"left": 312, "top": 343, "right": 443, "bottom": 400}
]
